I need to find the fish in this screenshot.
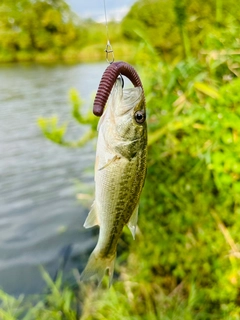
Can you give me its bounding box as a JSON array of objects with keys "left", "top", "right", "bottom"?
[{"left": 80, "top": 78, "right": 147, "bottom": 286}]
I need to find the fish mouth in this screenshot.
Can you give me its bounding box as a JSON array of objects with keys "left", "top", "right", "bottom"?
[
  {"left": 93, "top": 61, "right": 144, "bottom": 116},
  {"left": 115, "top": 84, "right": 144, "bottom": 116}
]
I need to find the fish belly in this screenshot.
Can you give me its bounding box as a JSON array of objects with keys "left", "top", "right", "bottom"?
[{"left": 94, "top": 151, "right": 145, "bottom": 257}]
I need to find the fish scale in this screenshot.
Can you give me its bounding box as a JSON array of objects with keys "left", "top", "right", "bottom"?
[{"left": 80, "top": 79, "right": 147, "bottom": 285}]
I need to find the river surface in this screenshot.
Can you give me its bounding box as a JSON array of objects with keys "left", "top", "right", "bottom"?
[{"left": 0, "top": 62, "right": 106, "bottom": 295}]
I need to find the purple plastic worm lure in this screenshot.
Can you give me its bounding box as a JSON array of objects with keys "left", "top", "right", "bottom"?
[{"left": 93, "top": 61, "right": 144, "bottom": 116}]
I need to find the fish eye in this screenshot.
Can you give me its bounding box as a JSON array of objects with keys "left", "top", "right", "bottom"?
[{"left": 134, "top": 110, "right": 146, "bottom": 124}]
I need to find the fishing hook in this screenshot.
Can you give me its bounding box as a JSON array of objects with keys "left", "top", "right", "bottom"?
[
  {"left": 93, "top": 61, "right": 144, "bottom": 116},
  {"left": 118, "top": 74, "right": 124, "bottom": 88},
  {"left": 105, "top": 40, "right": 114, "bottom": 64}
]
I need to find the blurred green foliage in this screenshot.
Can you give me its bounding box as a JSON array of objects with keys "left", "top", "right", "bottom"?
[
  {"left": 38, "top": 89, "right": 98, "bottom": 147},
  {"left": 0, "top": 268, "right": 81, "bottom": 320},
  {"left": 2, "top": 0, "right": 240, "bottom": 319},
  {"left": 0, "top": 0, "right": 85, "bottom": 62},
  {"left": 122, "top": 0, "right": 240, "bottom": 60},
  {"left": 132, "top": 58, "right": 240, "bottom": 317},
  {"left": 0, "top": 0, "right": 132, "bottom": 62}
]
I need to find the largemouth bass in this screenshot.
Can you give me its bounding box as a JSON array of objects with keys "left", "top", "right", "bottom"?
[{"left": 80, "top": 78, "right": 147, "bottom": 285}]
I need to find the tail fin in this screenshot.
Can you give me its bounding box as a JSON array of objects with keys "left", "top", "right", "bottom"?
[{"left": 80, "top": 250, "right": 116, "bottom": 287}]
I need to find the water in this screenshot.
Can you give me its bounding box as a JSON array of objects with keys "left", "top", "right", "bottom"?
[{"left": 0, "top": 62, "right": 106, "bottom": 295}]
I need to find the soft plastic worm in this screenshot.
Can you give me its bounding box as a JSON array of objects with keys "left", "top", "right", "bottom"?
[{"left": 93, "top": 61, "right": 144, "bottom": 116}]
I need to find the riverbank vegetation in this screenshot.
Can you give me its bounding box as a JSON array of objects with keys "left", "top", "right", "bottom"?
[
  {"left": 1, "top": 0, "right": 240, "bottom": 319},
  {"left": 0, "top": 0, "right": 132, "bottom": 63}
]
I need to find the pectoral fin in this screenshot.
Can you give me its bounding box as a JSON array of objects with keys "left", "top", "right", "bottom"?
[
  {"left": 83, "top": 202, "right": 99, "bottom": 228},
  {"left": 127, "top": 205, "right": 139, "bottom": 240},
  {"left": 98, "top": 155, "right": 120, "bottom": 171}
]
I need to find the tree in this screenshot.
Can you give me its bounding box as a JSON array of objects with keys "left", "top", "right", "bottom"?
[{"left": 0, "top": 0, "right": 86, "bottom": 61}]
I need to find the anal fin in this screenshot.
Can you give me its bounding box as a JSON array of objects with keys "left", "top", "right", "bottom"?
[{"left": 83, "top": 202, "right": 99, "bottom": 228}]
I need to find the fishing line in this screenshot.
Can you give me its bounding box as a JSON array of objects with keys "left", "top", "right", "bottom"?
[
  {"left": 102, "top": 0, "right": 124, "bottom": 86},
  {"left": 103, "top": 0, "right": 110, "bottom": 43},
  {"left": 103, "top": 0, "right": 114, "bottom": 63}
]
